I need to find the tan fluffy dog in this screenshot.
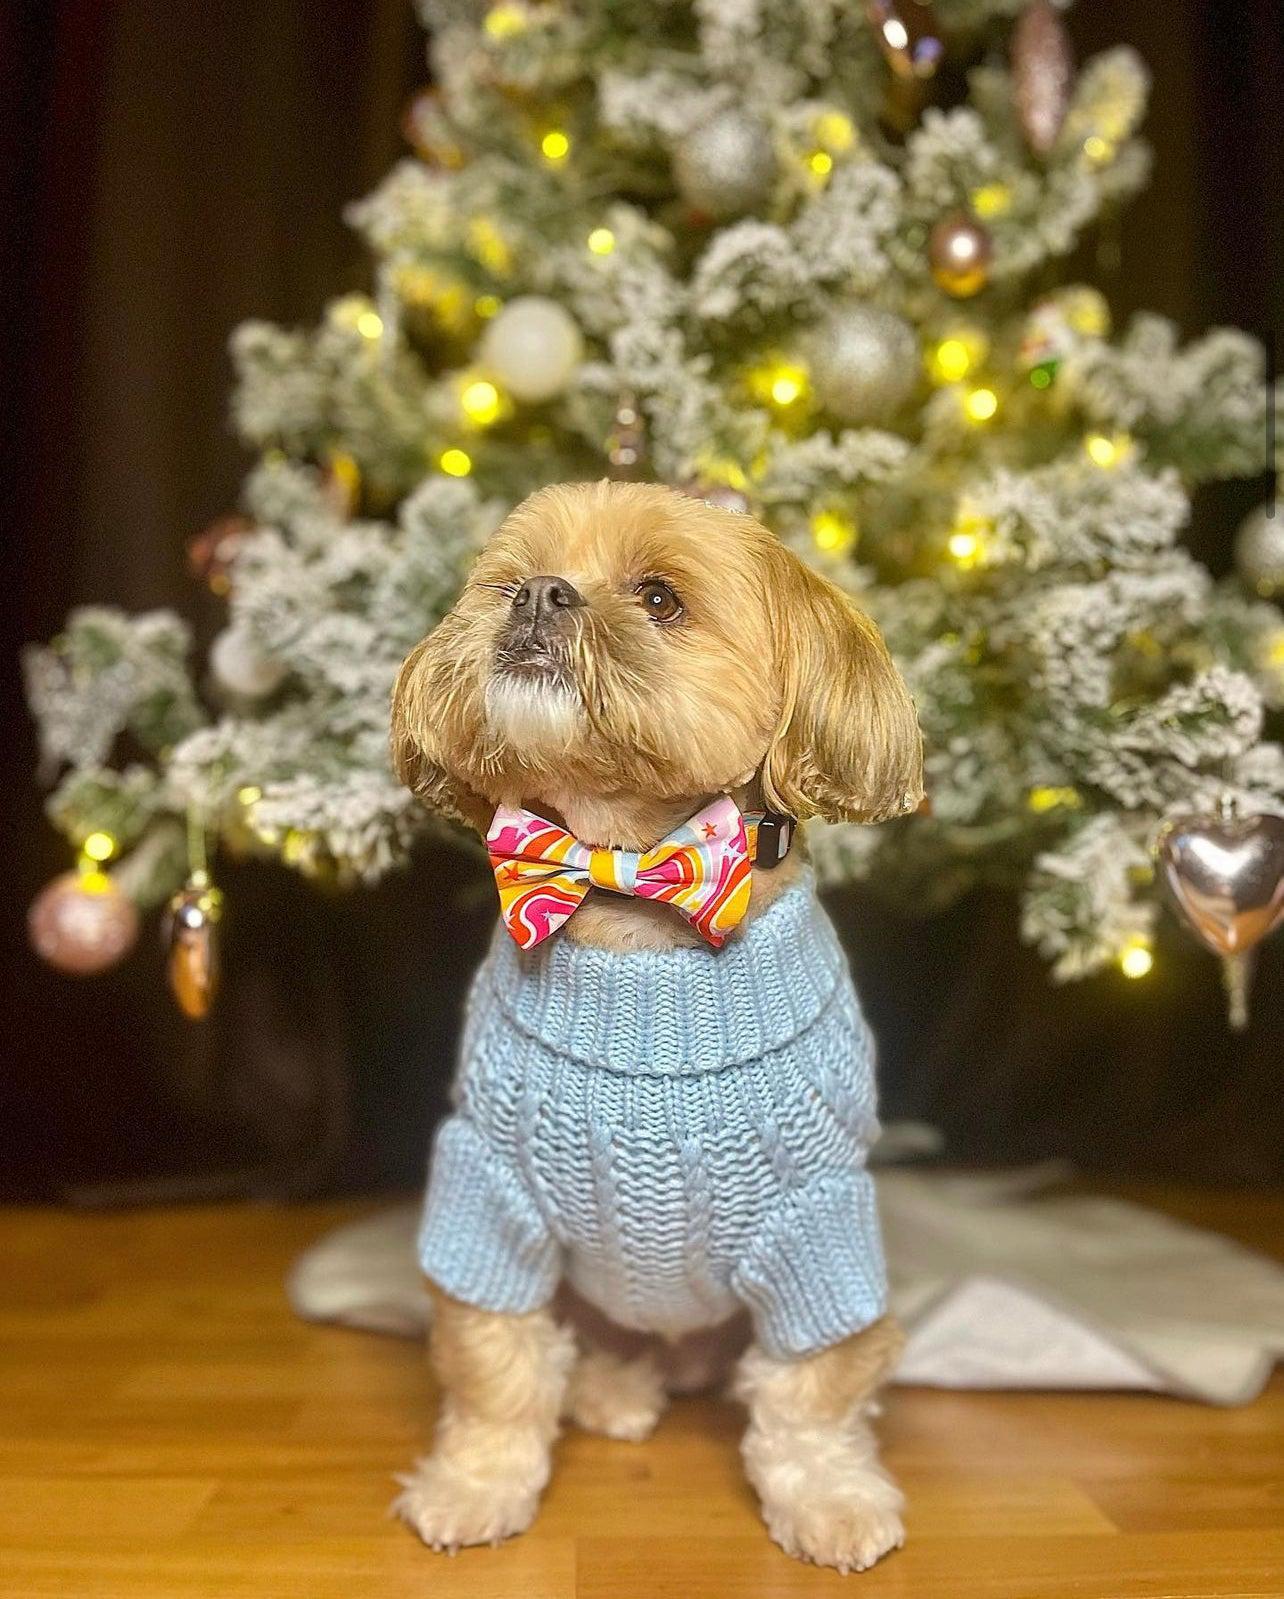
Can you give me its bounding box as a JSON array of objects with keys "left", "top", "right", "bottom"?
[{"left": 390, "top": 480, "right": 922, "bottom": 1572}]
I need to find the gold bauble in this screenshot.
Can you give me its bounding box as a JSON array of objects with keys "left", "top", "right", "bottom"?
[{"left": 928, "top": 212, "right": 993, "bottom": 298}]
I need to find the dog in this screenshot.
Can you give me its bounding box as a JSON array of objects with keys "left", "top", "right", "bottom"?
[{"left": 389, "top": 479, "right": 923, "bottom": 1572}]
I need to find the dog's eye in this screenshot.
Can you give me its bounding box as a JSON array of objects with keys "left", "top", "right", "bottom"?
[{"left": 636, "top": 579, "right": 683, "bottom": 624}]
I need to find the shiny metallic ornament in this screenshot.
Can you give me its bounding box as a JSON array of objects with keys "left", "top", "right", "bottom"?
[
  {"left": 673, "top": 109, "right": 777, "bottom": 220},
  {"left": 1233, "top": 501, "right": 1284, "bottom": 598},
  {"left": 606, "top": 391, "right": 647, "bottom": 479},
  {"left": 865, "top": 0, "right": 944, "bottom": 80},
  {"left": 1012, "top": 0, "right": 1073, "bottom": 156},
  {"left": 809, "top": 305, "right": 918, "bottom": 424},
  {"left": 928, "top": 212, "right": 993, "bottom": 298},
  {"left": 164, "top": 874, "right": 224, "bottom": 1019},
  {"left": 1155, "top": 800, "right": 1284, "bottom": 1029},
  {"left": 679, "top": 480, "right": 751, "bottom": 515},
  {"left": 29, "top": 870, "right": 140, "bottom": 976}
]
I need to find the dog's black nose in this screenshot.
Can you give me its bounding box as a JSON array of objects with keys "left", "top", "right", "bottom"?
[{"left": 511, "top": 575, "right": 585, "bottom": 620}]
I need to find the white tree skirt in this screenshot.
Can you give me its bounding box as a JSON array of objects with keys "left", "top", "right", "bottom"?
[{"left": 288, "top": 1159, "right": 1284, "bottom": 1406}]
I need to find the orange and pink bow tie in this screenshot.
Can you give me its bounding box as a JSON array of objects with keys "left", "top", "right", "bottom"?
[{"left": 487, "top": 797, "right": 787, "bottom": 950}]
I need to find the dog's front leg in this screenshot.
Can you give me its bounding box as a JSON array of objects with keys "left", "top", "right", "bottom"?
[
  {"left": 394, "top": 1283, "right": 575, "bottom": 1552},
  {"left": 735, "top": 1315, "right": 905, "bottom": 1573}
]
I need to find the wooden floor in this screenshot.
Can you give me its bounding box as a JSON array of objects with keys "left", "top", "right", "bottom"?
[{"left": 2, "top": 1190, "right": 1282, "bottom": 1599}]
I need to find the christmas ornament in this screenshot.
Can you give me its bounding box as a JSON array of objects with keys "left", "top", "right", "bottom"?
[
  {"left": 164, "top": 872, "right": 224, "bottom": 1020},
  {"left": 1155, "top": 799, "right": 1284, "bottom": 1029},
  {"left": 673, "top": 109, "right": 777, "bottom": 220},
  {"left": 808, "top": 305, "right": 918, "bottom": 424},
  {"left": 478, "top": 295, "right": 583, "bottom": 404},
  {"left": 606, "top": 391, "right": 647, "bottom": 479},
  {"left": 29, "top": 869, "right": 139, "bottom": 975},
  {"left": 929, "top": 213, "right": 993, "bottom": 298},
  {"left": 187, "top": 515, "right": 251, "bottom": 597},
  {"left": 865, "top": 0, "right": 944, "bottom": 80},
  {"left": 1234, "top": 500, "right": 1284, "bottom": 598},
  {"left": 209, "top": 625, "right": 287, "bottom": 701},
  {"left": 679, "top": 479, "right": 751, "bottom": 514},
  {"left": 1012, "top": 0, "right": 1074, "bottom": 156}
]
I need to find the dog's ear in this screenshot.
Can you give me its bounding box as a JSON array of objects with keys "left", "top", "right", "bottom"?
[
  {"left": 760, "top": 542, "right": 923, "bottom": 825},
  {"left": 390, "top": 616, "right": 492, "bottom": 834}
]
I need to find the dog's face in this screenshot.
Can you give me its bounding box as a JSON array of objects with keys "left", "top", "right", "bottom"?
[{"left": 392, "top": 481, "right": 922, "bottom": 832}]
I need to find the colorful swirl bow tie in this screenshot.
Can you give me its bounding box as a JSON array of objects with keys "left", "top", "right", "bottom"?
[{"left": 487, "top": 796, "right": 789, "bottom": 950}]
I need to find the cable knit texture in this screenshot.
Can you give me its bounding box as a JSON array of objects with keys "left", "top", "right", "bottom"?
[{"left": 418, "top": 871, "right": 887, "bottom": 1359}]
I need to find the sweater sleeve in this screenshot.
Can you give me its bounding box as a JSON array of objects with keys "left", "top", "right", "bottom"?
[
  {"left": 417, "top": 1112, "right": 561, "bottom": 1314},
  {"left": 731, "top": 1168, "right": 888, "bottom": 1360}
]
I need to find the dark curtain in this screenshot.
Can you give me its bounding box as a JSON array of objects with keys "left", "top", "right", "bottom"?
[{"left": 3, "top": 0, "right": 1282, "bottom": 1200}]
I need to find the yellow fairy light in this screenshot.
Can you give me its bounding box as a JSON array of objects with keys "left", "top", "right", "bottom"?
[
  {"left": 813, "top": 111, "right": 855, "bottom": 153},
  {"left": 82, "top": 831, "right": 117, "bottom": 863},
  {"left": 1083, "top": 134, "right": 1113, "bottom": 166},
  {"left": 1267, "top": 631, "right": 1284, "bottom": 668},
  {"left": 1063, "top": 288, "right": 1111, "bottom": 338},
  {"left": 439, "top": 448, "right": 473, "bottom": 477},
  {"left": 1027, "top": 786, "right": 1082, "bottom": 814},
  {"left": 474, "top": 293, "right": 501, "bottom": 319},
  {"left": 1119, "top": 936, "right": 1154, "bottom": 979},
  {"left": 767, "top": 364, "right": 807, "bottom": 407},
  {"left": 587, "top": 227, "right": 616, "bottom": 256},
  {"left": 77, "top": 868, "right": 113, "bottom": 895},
  {"left": 237, "top": 785, "right": 263, "bottom": 807},
  {"left": 460, "top": 378, "right": 503, "bottom": 426},
  {"left": 964, "top": 386, "right": 999, "bottom": 423},
  {"left": 355, "top": 309, "right": 383, "bottom": 340},
  {"left": 971, "top": 182, "right": 1012, "bottom": 219},
  {"left": 540, "top": 129, "right": 571, "bottom": 163},
  {"left": 484, "top": 2, "right": 527, "bottom": 38},
  {"left": 928, "top": 336, "right": 978, "bottom": 385},
  {"left": 1084, "top": 431, "right": 1133, "bottom": 469},
  {"left": 807, "top": 150, "right": 834, "bottom": 178},
  {"left": 810, "top": 508, "right": 858, "bottom": 555},
  {"left": 468, "top": 218, "right": 512, "bottom": 276},
  {"left": 947, "top": 529, "right": 981, "bottom": 563}
]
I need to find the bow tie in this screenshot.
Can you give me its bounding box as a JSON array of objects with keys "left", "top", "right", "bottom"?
[{"left": 487, "top": 796, "right": 788, "bottom": 950}]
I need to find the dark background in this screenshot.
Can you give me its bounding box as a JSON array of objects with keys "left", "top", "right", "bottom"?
[{"left": 3, "top": 1, "right": 1282, "bottom": 1202}]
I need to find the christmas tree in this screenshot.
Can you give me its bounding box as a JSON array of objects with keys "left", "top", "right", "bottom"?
[{"left": 25, "top": 0, "right": 1284, "bottom": 1008}]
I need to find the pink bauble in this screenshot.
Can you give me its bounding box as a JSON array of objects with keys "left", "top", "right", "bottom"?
[{"left": 28, "top": 871, "right": 140, "bottom": 975}]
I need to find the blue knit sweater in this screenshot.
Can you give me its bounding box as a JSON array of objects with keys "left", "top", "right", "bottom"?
[{"left": 418, "top": 871, "right": 887, "bottom": 1359}]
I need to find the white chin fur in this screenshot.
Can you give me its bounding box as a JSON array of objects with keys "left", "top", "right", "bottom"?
[{"left": 485, "top": 674, "right": 582, "bottom": 755}]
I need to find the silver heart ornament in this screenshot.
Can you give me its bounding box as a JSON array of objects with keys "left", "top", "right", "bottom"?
[{"left": 1155, "top": 811, "right": 1284, "bottom": 957}]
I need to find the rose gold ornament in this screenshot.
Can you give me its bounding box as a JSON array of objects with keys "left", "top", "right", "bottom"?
[
  {"left": 865, "top": 0, "right": 945, "bottom": 80},
  {"left": 1012, "top": 0, "right": 1074, "bottom": 156},
  {"left": 1155, "top": 800, "right": 1284, "bottom": 1030},
  {"left": 164, "top": 874, "right": 224, "bottom": 1019},
  {"left": 187, "top": 514, "right": 251, "bottom": 597},
  {"left": 929, "top": 212, "right": 993, "bottom": 298},
  {"left": 28, "top": 870, "right": 139, "bottom": 975}
]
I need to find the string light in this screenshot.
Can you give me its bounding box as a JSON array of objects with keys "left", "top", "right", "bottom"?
[
  {"left": 928, "top": 331, "right": 986, "bottom": 385},
  {"left": 807, "top": 150, "right": 834, "bottom": 178},
  {"left": 1268, "top": 632, "right": 1284, "bottom": 668},
  {"left": 810, "top": 508, "right": 858, "bottom": 554},
  {"left": 1083, "top": 134, "right": 1113, "bottom": 166},
  {"left": 1084, "top": 431, "right": 1133, "bottom": 469},
  {"left": 1027, "top": 786, "right": 1082, "bottom": 814},
  {"left": 438, "top": 448, "right": 473, "bottom": 477},
  {"left": 813, "top": 111, "right": 855, "bottom": 152},
  {"left": 1118, "top": 936, "right": 1154, "bottom": 979},
  {"left": 964, "top": 386, "right": 999, "bottom": 423},
  {"left": 474, "top": 293, "right": 501, "bottom": 319},
  {"left": 460, "top": 378, "right": 503, "bottom": 426},
  {"left": 355, "top": 309, "right": 383, "bottom": 340},
  {"left": 970, "top": 182, "right": 1012, "bottom": 219},
  {"left": 82, "top": 831, "right": 117, "bottom": 864},
  {"left": 483, "top": 2, "right": 527, "bottom": 38},
  {"left": 468, "top": 218, "right": 512, "bottom": 276},
  {"left": 947, "top": 529, "right": 982, "bottom": 564},
  {"left": 540, "top": 129, "right": 571, "bottom": 163},
  {"left": 587, "top": 227, "right": 616, "bottom": 256},
  {"left": 236, "top": 785, "right": 263, "bottom": 807},
  {"left": 751, "top": 360, "right": 809, "bottom": 410}
]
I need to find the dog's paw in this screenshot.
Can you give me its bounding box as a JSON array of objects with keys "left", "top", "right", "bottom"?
[
  {"left": 392, "top": 1455, "right": 539, "bottom": 1552},
  {"left": 564, "top": 1349, "right": 666, "bottom": 1442},
  {"left": 763, "top": 1487, "right": 904, "bottom": 1574}
]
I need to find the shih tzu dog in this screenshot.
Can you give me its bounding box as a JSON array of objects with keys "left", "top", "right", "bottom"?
[{"left": 389, "top": 480, "right": 923, "bottom": 1572}]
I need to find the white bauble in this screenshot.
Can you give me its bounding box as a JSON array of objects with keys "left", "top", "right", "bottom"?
[
  {"left": 210, "top": 625, "right": 287, "bottom": 699},
  {"left": 479, "top": 296, "right": 583, "bottom": 404},
  {"left": 673, "top": 108, "right": 776, "bottom": 220},
  {"left": 1234, "top": 501, "right": 1284, "bottom": 598},
  {"left": 809, "top": 305, "right": 918, "bottom": 424}
]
